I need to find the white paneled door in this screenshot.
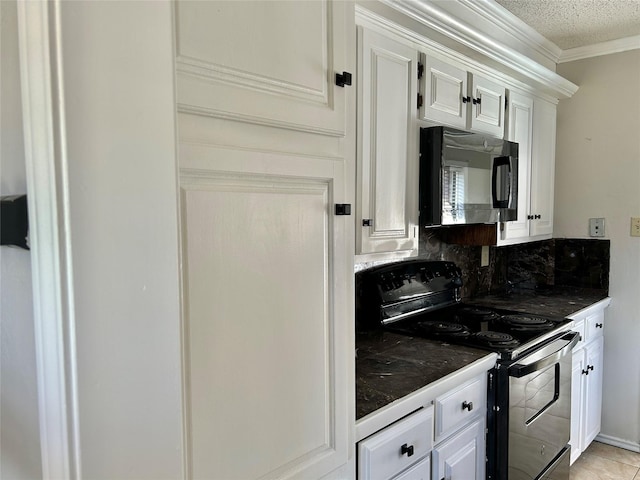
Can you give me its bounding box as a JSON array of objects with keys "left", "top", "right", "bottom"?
[{"left": 179, "top": 144, "right": 351, "bottom": 479}]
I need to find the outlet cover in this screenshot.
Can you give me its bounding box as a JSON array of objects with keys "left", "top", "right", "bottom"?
[
  {"left": 631, "top": 217, "right": 640, "bottom": 237},
  {"left": 481, "top": 245, "right": 490, "bottom": 266},
  {"left": 589, "top": 218, "right": 605, "bottom": 237}
]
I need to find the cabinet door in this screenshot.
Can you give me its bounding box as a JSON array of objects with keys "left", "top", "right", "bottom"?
[
  {"left": 395, "top": 456, "right": 431, "bottom": 480},
  {"left": 179, "top": 145, "right": 351, "bottom": 479},
  {"left": 470, "top": 74, "right": 506, "bottom": 137},
  {"left": 421, "top": 55, "right": 467, "bottom": 129},
  {"left": 529, "top": 98, "right": 557, "bottom": 238},
  {"left": 357, "top": 27, "right": 419, "bottom": 256},
  {"left": 175, "top": 0, "right": 349, "bottom": 136},
  {"left": 432, "top": 419, "right": 485, "bottom": 480},
  {"left": 499, "top": 91, "right": 533, "bottom": 245},
  {"left": 583, "top": 336, "right": 604, "bottom": 450},
  {"left": 570, "top": 347, "right": 586, "bottom": 464}
]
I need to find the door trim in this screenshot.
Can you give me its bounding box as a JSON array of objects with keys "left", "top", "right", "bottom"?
[{"left": 17, "top": 1, "right": 80, "bottom": 478}]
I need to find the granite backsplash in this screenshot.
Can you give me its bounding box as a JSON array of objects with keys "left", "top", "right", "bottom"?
[{"left": 355, "top": 230, "right": 610, "bottom": 299}]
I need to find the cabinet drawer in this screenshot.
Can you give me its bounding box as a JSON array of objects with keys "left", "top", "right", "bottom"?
[
  {"left": 435, "top": 375, "right": 485, "bottom": 441},
  {"left": 358, "top": 407, "right": 434, "bottom": 480},
  {"left": 584, "top": 311, "right": 605, "bottom": 342},
  {"left": 573, "top": 320, "right": 586, "bottom": 350}
]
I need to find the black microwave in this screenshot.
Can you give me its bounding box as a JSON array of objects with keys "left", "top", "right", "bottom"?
[{"left": 419, "top": 126, "right": 518, "bottom": 227}]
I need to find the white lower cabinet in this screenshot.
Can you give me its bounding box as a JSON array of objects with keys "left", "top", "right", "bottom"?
[
  {"left": 358, "top": 407, "right": 434, "bottom": 480},
  {"left": 569, "top": 302, "right": 608, "bottom": 465},
  {"left": 432, "top": 419, "right": 485, "bottom": 480},
  {"left": 358, "top": 374, "right": 486, "bottom": 480}
]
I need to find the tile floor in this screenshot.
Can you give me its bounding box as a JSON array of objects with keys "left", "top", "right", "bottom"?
[{"left": 571, "top": 442, "right": 640, "bottom": 480}]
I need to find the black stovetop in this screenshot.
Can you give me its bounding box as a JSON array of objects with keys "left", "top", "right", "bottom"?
[{"left": 380, "top": 302, "right": 572, "bottom": 357}]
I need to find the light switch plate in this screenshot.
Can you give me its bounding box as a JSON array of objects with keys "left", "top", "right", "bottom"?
[{"left": 589, "top": 218, "right": 605, "bottom": 237}]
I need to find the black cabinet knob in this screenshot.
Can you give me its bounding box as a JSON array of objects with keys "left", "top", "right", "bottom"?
[
  {"left": 462, "top": 401, "right": 473, "bottom": 411},
  {"left": 335, "top": 71, "right": 352, "bottom": 87},
  {"left": 596, "top": 323, "right": 603, "bottom": 328},
  {"left": 401, "top": 443, "right": 414, "bottom": 457}
]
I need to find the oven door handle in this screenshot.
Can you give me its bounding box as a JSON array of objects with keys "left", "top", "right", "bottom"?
[{"left": 508, "top": 332, "right": 579, "bottom": 378}]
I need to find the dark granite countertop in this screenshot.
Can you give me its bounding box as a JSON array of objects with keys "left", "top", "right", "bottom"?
[
  {"left": 355, "top": 287, "right": 609, "bottom": 422},
  {"left": 356, "top": 332, "right": 490, "bottom": 420},
  {"left": 468, "top": 286, "right": 609, "bottom": 318}
]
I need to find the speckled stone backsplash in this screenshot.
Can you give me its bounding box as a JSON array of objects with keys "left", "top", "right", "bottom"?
[
  {"left": 354, "top": 230, "right": 610, "bottom": 299},
  {"left": 553, "top": 238, "right": 610, "bottom": 290}
]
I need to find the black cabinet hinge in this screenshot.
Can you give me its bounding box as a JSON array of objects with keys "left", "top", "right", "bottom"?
[
  {"left": 335, "top": 71, "right": 352, "bottom": 87},
  {"left": 417, "top": 62, "right": 424, "bottom": 79},
  {"left": 335, "top": 204, "right": 351, "bottom": 215},
  {"left": 417, "top": 93, "right": 423, "bottom": 109}
]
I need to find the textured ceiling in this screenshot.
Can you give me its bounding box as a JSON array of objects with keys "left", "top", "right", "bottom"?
[{"left": 494, "top": 0, "right": 640, "bottom": 49}]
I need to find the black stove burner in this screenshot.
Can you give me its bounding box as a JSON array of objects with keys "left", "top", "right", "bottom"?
[
  {"left": 471, "top": 331, "right": 520, "bottom": 349},
  {"left": 415, "top": 321, "right": 471, "bottom": 337},
  {"left": 496, "top": 314, "right": 555, "bottom": 332},
  {"left": 456, "top": 306, "right": 500, "bottom": 322}
]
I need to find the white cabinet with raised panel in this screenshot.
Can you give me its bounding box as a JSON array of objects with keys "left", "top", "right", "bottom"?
[
  {"left": 499, "top": 94, "right": 557, "bottom": 245},
  {"left": 175, "top": 0, "right": 350, "bottom": 137},
  {"left": 431, "top": 419, "right": 485, "bottom": 480},
  {"left": 569, "top": 300, "right": 610, "bottom": 465},
  {"left": 432, "top": 375, "right": 486, "bottom": 480},
  {"left": 176, "top": 1, "right": 355, "bottom": 479},
  {"left": 358, "top": 407, "right": 433, "bottom": 480},
  {"left": 528, "top": 98, "right": 557, "bottom": 238},
  {"left": 421, "top": 55, "right": 506, "bottom": 138},
  {"left": 356, "top": 25, "right": 419, "bottom": 258},
  {"left": 357, "top": 373, "right": 487, "bottom": 480}
]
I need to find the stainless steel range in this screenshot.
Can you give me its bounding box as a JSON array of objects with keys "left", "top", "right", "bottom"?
[{"left": 356, "top": 260, "right": 579, "bottom": 480}]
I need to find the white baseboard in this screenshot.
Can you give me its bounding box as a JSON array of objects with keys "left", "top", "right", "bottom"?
[{"left": 595, "top": 433, "right": 640, "bottom": 453}]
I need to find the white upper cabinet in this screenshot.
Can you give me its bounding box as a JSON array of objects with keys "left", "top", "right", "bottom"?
[
  {"left": 499, "top": 90, "right": 533, "bottom": 244},
  {"left": 470, "top": 74, "right": 506, "bottom": 137},
  {"left": 529, "top": 98, "right": 557, "bottom": 237},
  {"left": 421, "top": 55, "right": 505, "bottom": 137},
  {"left": 499, "top": 93, "right": 557, "bottom": 245},
  {"left": 356, "top": 26, "right": 419, "bottom": 258},
  {"left": 175, "top": 0, "right": 349, "bottom": 137}
]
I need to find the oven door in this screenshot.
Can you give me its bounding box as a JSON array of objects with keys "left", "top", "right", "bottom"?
[{"left": 507, "top": 332, "right": 579, "bottom": 480}]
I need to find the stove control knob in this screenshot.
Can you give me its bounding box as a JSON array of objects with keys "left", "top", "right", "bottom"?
[{"left": 451, "top": 276, "right": 463, "bottom": 287}]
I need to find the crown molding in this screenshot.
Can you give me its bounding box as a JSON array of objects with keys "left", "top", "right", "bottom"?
[
  {"left": 379, "top": 0, "right": 578, "bottom": 98},
  {"left": 559, "top": 35, "right": 640, "bottom": 63},
  {"left": 457, "top": 0, "right": 562, "bottom": 65}
]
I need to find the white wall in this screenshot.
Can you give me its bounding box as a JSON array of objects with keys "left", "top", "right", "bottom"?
[
  {"left": 555, "top": 50, "right": 640, "bottom": 449},
  {"left": 0, "top": 1, "right": 43, "bottom": 478}
]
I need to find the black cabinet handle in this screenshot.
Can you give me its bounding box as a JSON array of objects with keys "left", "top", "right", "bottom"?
[
  {"left": 535, "top": 214, "right": 541, "bottom": 219},
  {"left": 462, "top": 401, "right": 473, "bottom": 411},
  {"left": 462, "top": 96, "right": 471, "bottom": 103},
  {"left": 596, "top": 323, "right": 603, "bottom": 328},
  {"left": 401, "top": 443, "right": 414, "bottom": 457},
  {"left": 473, "top": 97, "right": 481, "bottom": 105},
  {"left": 335, "top": 71, "right": 352, "bottom": 87}
]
